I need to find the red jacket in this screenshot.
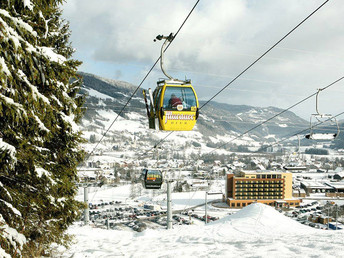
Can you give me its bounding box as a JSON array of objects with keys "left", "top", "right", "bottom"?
[{"left": 169, "top": 96, "right": 182, "bottom": 107}]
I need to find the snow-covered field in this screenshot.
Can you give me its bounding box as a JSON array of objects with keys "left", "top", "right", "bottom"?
[{"left": 57, "top": 186, "right": 344, "bottom": 258}]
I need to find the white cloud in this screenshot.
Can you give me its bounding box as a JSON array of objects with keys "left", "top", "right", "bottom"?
[{"left": 62, "top": 0, "right": 344, "bottom": 119}]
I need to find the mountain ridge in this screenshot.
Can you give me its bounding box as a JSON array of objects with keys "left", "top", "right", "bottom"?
[{"left": 78, "top": 72, "right": 327, "bottom": 150}]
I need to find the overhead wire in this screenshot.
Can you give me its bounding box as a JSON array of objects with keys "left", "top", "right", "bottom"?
[
  {"left": 149, "top": 0, "right": 331, "bottom": 151},
  {"left": 205, "top": 76, "right": 344, "bottom": 154},
  {"left": 140, "top": 75, "right": 343, "bottom": 161},
  {"left": 80, "top": 1, "right": 339, "bottom": 214},
  {"left": 84, "top": 105, "right": 339, "bottom": 132},
  {"left": 200, "top": 0, "right": 330, "bottom": 109},
  {"left": 82, "top": 0, "right": 201, "bottom": 205},
  {"left": 84, "top": 0, "right": 201, "bottom": 161},
  {"left": 252, "top": 110, "right": 344, "bottom": 154}
]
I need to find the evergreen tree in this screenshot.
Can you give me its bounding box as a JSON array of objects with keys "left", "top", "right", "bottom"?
[{"left": 0, "top": 0, "right": 84, "bottom": 256}]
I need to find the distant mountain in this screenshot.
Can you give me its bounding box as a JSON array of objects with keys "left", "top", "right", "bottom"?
[
  {"left": 197, "top": 101, "right": 307, "bottom": 140},
  {"left": 78, "top": 72, "right": 310, "bottom": 150},
  {"left": 80, "top": 72, "right": 138, "bottom": 93}
]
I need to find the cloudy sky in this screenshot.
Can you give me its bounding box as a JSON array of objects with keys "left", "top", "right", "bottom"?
[{"left": 62, "top": 0, "right": 344, "bottom": 120}]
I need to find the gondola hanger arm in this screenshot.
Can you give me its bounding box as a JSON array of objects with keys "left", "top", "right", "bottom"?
[{"left": 154, "top": 33, "right": 175, "bottom": 80}]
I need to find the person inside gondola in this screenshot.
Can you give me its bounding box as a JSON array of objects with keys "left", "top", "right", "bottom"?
[{"left": 168, "top": 94, "right": 182, "bottom": 108}]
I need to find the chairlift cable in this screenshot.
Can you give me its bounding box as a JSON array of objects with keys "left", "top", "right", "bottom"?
[
  {"left": 148, "top": 76, "right": 343, "bottom": 157},
  {"left": 85, "top": 107, "right": 340, "bottom": 132},
  {"left": 200, "top": 0, "right": 329, "bottom": 110},
  {"left": 148, "top": 0, "right": 331, "bottom": 151},
  {"left": 84, "top": 0, "right": 201, "bottom": 162},
  {"left": 154, "top": 132, "right": 174, "bottom": 149},
  {"left": 253, "top": 111, "right": 344, "bottom": 154},
  {"left": 206, "top": 76, "right": 344, "bottom": 154}
]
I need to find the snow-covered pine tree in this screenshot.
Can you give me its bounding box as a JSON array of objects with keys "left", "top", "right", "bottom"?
[{"left": 0, "top": 0, "right": 85, "bottom": 256}]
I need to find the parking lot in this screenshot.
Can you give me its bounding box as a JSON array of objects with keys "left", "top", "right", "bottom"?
[
  {"left": 83, "top": 201, "right": 220, "bottom": 232},
  {"left": 287, "top": 201, "right": 343, "bottom": 230},
  {"left": 82, "top": 198, "right": 343, "bottom": 232}
]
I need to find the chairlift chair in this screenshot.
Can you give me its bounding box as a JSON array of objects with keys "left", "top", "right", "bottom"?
[
  {"left": 305, "top": 88, "right": 340, "bottom": 140},
  {"left": 283, "top": 135, "right": 307, "bottom": 171}
]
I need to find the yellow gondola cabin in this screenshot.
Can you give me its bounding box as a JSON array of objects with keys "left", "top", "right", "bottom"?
[
  {"left": 144, "top": 79, "right": 199, "bottom": 131},
  {"left": 142, "top": 33, "right": 199, "bottom": 131}
]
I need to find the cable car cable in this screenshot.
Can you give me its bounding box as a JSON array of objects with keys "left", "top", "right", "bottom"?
[
  {"left": 84, "top": 0, "right": 201, "bottom": 161},
  {"left": 148, "top": 0, "right": 330, "bottom": 151},
  {"left": 148, "top": 76, "right": 343, "bottom": 156},
  {"left": 252, "top": 110, "right": 344, "bottom": 154},
  {"left": 200, "top": 0, "right": 329, "bottom": 110},
  {"left": 153, "top": 132, "right": 174, "bottom": 149},
  {"left": 206, "top": 76, "right": 344, "bottom": 154}
]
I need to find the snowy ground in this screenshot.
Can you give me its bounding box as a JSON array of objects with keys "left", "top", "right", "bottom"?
[{"left": 56, "top": 186, "right": 344, "bottom": 257}]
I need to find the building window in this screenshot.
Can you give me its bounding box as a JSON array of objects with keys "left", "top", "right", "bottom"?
[
  {"left": 257, "top": 175, "right": 260, "bottom": 179},
  {"left": 267, "top": 175, "right": 271, "bottom": 179},
  {"left": 277, "top": 175, "right": 281, "bottom": 179},
  {"left": 262, "top": 175, "right": 266, "bottom": 179},
  {"left": 272, "top": 175, "right": 276, "bottom": 179}
]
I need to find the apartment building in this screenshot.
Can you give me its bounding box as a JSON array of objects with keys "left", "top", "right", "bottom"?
[{"left": 225, "top": 171, "right": 301, "bottom": 208}]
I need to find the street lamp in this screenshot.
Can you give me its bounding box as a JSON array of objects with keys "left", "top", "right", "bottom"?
[
  {"left": 205, "top": 191, "right": 222, "bottom": 224},
  {"left": 335, "top": 204, "right": 338, "bottom": 230},
  {"left": 327, "top": 201, "right": 330, "bottom": 230}
]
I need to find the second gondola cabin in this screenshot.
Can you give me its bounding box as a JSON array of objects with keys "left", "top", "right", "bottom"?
[
  {"left": 141, "top": 168, "right": 163, "bottom": 189},
  {"left": 152, "top": 79, "right": 199, "bottom": 131}
]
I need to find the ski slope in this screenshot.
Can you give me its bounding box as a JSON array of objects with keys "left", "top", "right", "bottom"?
[{"left": 59, "top": 186, "right": 344, "bottom": 258}]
